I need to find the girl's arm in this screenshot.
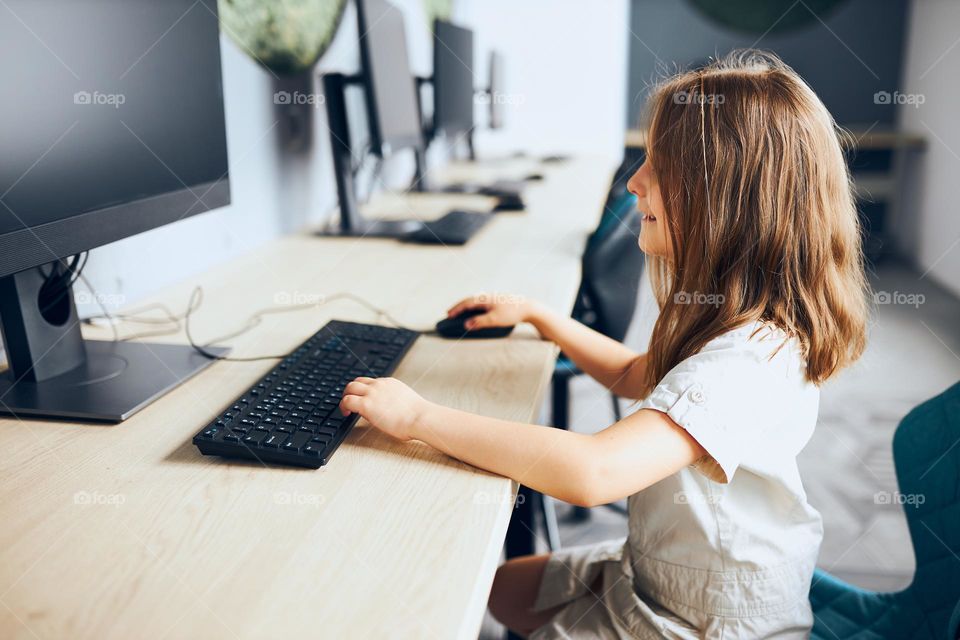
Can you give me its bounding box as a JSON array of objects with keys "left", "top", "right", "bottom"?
[
  {"left": 527, "top": 302, "right": 649, "bottom": 399},
  {"left": 340, "top": 378, "right": 705, "bottom": 506},
  {"left": 447, "top": 295, "right": 649, "bottom": 399}
]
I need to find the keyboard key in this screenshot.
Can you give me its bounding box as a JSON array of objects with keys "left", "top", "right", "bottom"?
[
  {"left": 262, "top": 433, "right": 283, "bottom": 448},
  {"left": 243, "top": 431, "right": 267, "bottom": 445},
  {"left": 282, "top": 432, "right": 312, "bottom": 452}
]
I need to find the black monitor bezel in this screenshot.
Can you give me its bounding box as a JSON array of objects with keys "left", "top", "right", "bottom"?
[{"left": 0, "top": 181, "right": 230, "bottom": 278}]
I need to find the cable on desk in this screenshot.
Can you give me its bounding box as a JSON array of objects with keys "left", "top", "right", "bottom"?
[
  {"left": 76, "top": 272, "right": 120, "bottom": 343},
  {"left": 78, "top": 272, "right": 420, "bottom": 361},
  {"left": 183, "top": 286, "right": 418, "bottom": 362}
]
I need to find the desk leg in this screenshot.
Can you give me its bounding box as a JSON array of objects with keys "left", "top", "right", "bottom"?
[
  {"left": 503, "top": 488, "right": 538, "bottom": 640},
  {"left": 505, "top": 485, "right": 538, "bottom": 558}
]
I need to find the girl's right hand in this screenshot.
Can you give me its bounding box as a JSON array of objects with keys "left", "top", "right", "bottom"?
[{"left": 446, "top": 293, "right": 538, "bottom": 331}]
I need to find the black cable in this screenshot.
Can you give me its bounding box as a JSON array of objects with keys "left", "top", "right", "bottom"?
[
  {"left": 351, "top": 141, "right": 372, "bottom": 174},
  {"left": 38, "top": 252, "right": 88, "bottom": 316},
  {"left": 364, "top": 156, "right": 384, "bottom": 202}
]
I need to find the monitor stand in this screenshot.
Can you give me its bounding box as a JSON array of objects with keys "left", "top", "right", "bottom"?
[
  {"left": 318, "top": 217, "right": 424, "bottom": 239},
  {"left": 0, "top": 266, "right": 227, "bottom": 422},
  {"left": 318, "top": 73, "right": 428, "bottom": 240}
]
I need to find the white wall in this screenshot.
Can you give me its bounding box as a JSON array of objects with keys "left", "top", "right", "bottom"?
[
  {"left": 70, "top": 0, "right": 628, "bottom": 315},
  {"left": 455, "top": 0, "right": 629, "bottom": 160},
  {"left": 899, "top": 0, "right": 960, "bottom": 297}
]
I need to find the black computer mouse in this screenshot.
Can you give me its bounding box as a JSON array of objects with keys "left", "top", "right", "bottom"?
[
  {"left": 525, "top": 173, "right": 545, "bottom": 181},
  {"left": 435, "top": 309, "right": 515, "bottom": 339},
  {"left": 492, "top": 196, "right": 526, "bottom": 212}
]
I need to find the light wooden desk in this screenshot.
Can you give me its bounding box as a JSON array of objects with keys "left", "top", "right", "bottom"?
[{"left": 0, "top": 156, "right": 615, "bottom": 639}]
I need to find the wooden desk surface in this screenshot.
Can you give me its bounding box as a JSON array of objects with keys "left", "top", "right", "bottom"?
[{"left": 0, "top": 156, "right": 615, "bottom": 639}]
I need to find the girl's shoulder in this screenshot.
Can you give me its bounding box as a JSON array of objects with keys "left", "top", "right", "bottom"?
[
  {"left": 690, "top": 320, "right": 807, "bottom": 380},
  {"left": 701, "top": 319, "right": 799, "bottom": 355}
]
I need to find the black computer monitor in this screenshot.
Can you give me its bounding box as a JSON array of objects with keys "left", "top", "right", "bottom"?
[
  {"left": 321, "top": 0, "right": 428, "bottom": 237},
  {"left": 488, "top": 51, "right": 505, "bottom": 130},
  {"left": 358, "top": 0, "right": 424, "bottom": 156},
  {"left": 432, "top": 20, "right": 475, "bottom": 139},
  {"left": 0, "top": 0, "right": 230, "bottom": 421}
]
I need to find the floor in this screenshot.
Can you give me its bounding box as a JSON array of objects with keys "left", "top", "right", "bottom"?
[{"left": 479, "top": 261, "right": 960, "bottom": 638}]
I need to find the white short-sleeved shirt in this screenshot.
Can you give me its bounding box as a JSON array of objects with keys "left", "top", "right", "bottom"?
[{"left": 532, "top": 321, "right": 823, "bottom": 639}]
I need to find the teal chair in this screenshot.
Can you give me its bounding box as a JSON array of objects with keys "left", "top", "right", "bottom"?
[
  {"left": 810, "top": 381, "right": 960, "bottom": 639},
  {"left": 504, "top": 163, "right": 643, "bottom": 560}
]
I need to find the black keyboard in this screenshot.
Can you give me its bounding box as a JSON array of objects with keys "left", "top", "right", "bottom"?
[
  {"left": 405, "top": 210, "right": 493, "bottom": 245},
  {"left": 193, "top": 320, "right": 419, "bottom": 468}
]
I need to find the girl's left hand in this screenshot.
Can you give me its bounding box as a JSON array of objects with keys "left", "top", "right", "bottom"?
[{"left": 339, "top": 377, "right": 429, "bottom": 441}]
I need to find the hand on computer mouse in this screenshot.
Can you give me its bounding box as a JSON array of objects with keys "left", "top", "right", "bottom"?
[{"left": 446, "top": 293, "right": 533, "bottom": 331}]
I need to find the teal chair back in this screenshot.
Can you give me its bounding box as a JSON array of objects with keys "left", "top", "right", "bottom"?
[
  {"left": 810, "top": 381, "right": 960, "bottom": 639},
  {"left": 571, "top": 189, "right": 641, "bottom": 343}
]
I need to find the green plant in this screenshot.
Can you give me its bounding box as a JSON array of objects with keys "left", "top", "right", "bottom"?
[
  {"left": 686, "top": 0, "right": 848, "bottom": 34},
  {"left": 218, "top": 0, "right": 349, "bottom": 75}
]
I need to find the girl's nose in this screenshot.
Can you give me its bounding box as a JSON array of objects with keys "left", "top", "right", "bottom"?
[{"left": 627, "top": 168, "right": 645, "bottom": 199}]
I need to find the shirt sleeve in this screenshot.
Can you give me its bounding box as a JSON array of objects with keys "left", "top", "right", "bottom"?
[{"left": 637, "top": 331, "right": 793, "bottom": 483}]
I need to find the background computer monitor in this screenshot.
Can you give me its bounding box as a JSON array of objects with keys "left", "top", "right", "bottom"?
[
  {"left": 432, "top": 20, "right": 475, "bottom": 138},
  {"left": 489, "top": 51, "right": 505, "bottom": 130},
  {"left": 0, "top": 0, "right": 230, "bottom": 421},
  {"left": 357, "top": 0, "right": 424, "bottom": 156},
  {"left": 321, "top": 0, "right": 429, "bottom": 237}
]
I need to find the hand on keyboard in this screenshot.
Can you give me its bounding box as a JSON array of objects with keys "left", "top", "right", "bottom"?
[
  {"left": 340, "top": 376, "right": 429, "bottom": 441},
  {"left": 193, "top": 320, "right": 419, "bottom": 468}
]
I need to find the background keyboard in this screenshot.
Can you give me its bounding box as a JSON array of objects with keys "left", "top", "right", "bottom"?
[
  {"left": 405, "top": 209, "right": 493, "bottom": 245},
  {"left": 193, "top": 320, "right": 419, "bottom": 468}
]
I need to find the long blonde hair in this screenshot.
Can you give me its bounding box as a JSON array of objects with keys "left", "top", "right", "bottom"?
[{"left": 639, "top": 50, "right": 868, "bottom": 396}]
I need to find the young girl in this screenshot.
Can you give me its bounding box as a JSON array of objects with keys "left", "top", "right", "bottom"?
[{"left": 339, "top": 50, "right": 868, "bottom": 638}]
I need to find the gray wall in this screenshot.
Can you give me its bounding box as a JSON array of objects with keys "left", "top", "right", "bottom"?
[
  {"left": 626, "top": 0, "right": 909, "bottom": 127},
  {"left": 899, "top": 0, "right": 960, "bottom": 297}
]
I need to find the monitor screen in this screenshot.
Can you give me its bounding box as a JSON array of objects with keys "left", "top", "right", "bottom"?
[
  {"left": 489, "top": 51, "right": 505, "bottom": 130},
  {"left": 0, "top": 0, "right": 229, "bottom": 277},
  {"left": 433, "top": 20, "right": 475, "bottom": 137},
  {"left": 357, "top": 0, "right": 424, "bottom": 155}
]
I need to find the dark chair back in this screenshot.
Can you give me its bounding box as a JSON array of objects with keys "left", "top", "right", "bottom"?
[{"left": 572, "top": 158, "right": 644, "bottom": 342}]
